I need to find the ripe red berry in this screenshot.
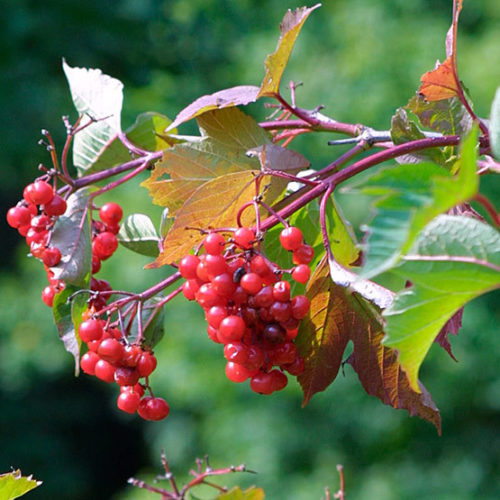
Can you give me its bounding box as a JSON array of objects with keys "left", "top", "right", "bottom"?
[
  {"left": 92, "top": 231, "right": 118, "bottom": 260},
  {"left": 140, "top": 397, "right": 170, "bottom": 421},
  {"left": 7, "top": 206, "right": 32, "bottom": 228},
  {"left": 218, "top": 315, "right": 246, "bottom": 343},
  {"left": 270, "top": 301, "right": 292, "bottom": 322},
  {"left": 291, "top": 264, "right": 311, "bottom": 284},
  {"left": 283, "top": 355, "right": 305, "bottom": 376},
  {"left": 203, "top": 232, "right": 226, "bottom": 255},
  {"left": 291, "top": 295, "right": 310, "bottom": 319},
  {"left": 23, "top": 184, "right": 36, "bottom": 204},
  {"left": 263, "top": 323, "right": 287, "bottom": 344},
  {"left": 279, "top": 226, "right": 303, "bottom": 251},
  {"left": 29, "top": 180, "right": 54, "bottom": 205},
  {"left": 41, "top": 285, "right": 56, "bottom": 307},
  {"left": 212, "top": 273, "right": 236, "bottom": 298},
  {"left": 79, "top": 319, "right": 104, "bottom": 343},
  {"left": 94, "top": 359, "right": 116, "bottom": 382},
  {"left": 204, "top": 254, "right": 228, "bottom": 279},
  {"left": 250, "top": 372, "right": 275, "bottom": 395},
  {"left": 114, "top": 367, "right": 140, "bottom": 386},
  {"left": 240, "top": 273, "right": 263, "bottom": 295},
  {"left": 30, "top": 214, "right": 50, "bottom": 232},
  {"left": 81, "top": 351, "right": 100, "bottom": 375},
  {"left": 273, "top": 280, "right": 291, "bottom": 302},
  {"left": 97, "top": 338, "right": 124, "bottom": 364},
  {"left": 270, "top": 370, "right": 288, "bottom": 391},
  {"left": 121, "top": 383, "right": 145, "bottom": 398},
  {"left": 250, "top": 255, "right": 271, "bottom": 276},
  {"left": 206, "top": 305, "right": 228, "bottom": 329},
  {"left": 42, "top": 194, "right": 67, "bottom": 216},
  {"left": 225, "top": 361, "right": 256, "bottom": 383},
  {"left": 92, "top": 254, "right": 101, "bottom": 274},
  {"left": 117, "top": 390, "right": 141, "bottom": 414},
  {"left": 136, "top": 352, "right": 157, "bottom": 377},
  {"left": 233, "top": 227, "right": 255, "bottom": 249},
  {"left": 42, "top": 247, "right": 62, "bottom": 267},
  {"left": 122, "top": 345, "right": 143, "bottom": 367},
  {"left": 293, "top": 244, "right": 314, "bottom": 265},
  {"left": 182, "top": 280, "right": 198, "bottom": 301},
  {"left": 195, "top": 283, "right": 219, "bottom": 309},
  {"left": 223, "top": 342, "right": 249, "bottom": 364},
  {"left": 179, "top": 255, "right": 200, "bottom": 279},
  {"left": 99, "top": 202, "right": 123, "bottom": 226}
]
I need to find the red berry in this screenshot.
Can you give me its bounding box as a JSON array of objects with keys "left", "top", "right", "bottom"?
[
  {"left": 94, "top": 359, "right": 116, "bottom": 382},
  {"left": 240, "top": 273, "right": 263, "bottom": 295},
  {"left": 283, "top": 356, "right": 305, "bottom": 375},
  {"left": 250, "top": 372, "right": 275, "bottom": 394},
  {"left": 270, "top": 370, "right": 288, "bottom": 391},
  {"left": 42, "top": 247, "right": 62, "bottom": 267},
  {"left": 225, "top": 361, "right": 256, "bottom": 383},
  {"left": 231, "top": 285, "right": 248, "bottom": 305},
  {"left": 25, "top": 228, "right": 48, "bottom": 246},
  {"left": 195, "top": 283, "right": 219, "bottom": 309},
  {"left": 92, "top": 254, "right": 101, "bottom": 274},
  {"left": 206, "top": 305, "right": 228, "bottom": 329},
  {"left": 29, "top": 180, "right": 54, "bottom": 205},
  {"left": 79, "top": 319, "right": 104, "bottom": 343},
  {"left": 291, "top": 295, "right": 310, "bottom": 319},
  {"left": 136, "top": 352, "right": 157, "bottom": 377},
  {"left": 293, "top": 244, "right": 314, "bottom": 265},
  {"left": 105, "top": 223, "right": 120, "bottom": 235},
  {"left": 207, "top": 325, "right": 222, "bottom": 343},
  {"left": 23, "top": 184, "right": 36, "bottom": 204},
  {"left": 121, "top": 383, "right": 145, "bottom": 398},
  {"left": 292, "top": 264, "right": 311, "bottom": 284},
  {"left": 7, "top": 206, "right": 32, "bottom": 228},
  {"left": 182, "top": 280, "right": 198, "bottom": 301},
  {"left": 263, "top": 323, "right": 286, "bottom": 345},
  {"left": 99, "top": 202, "right": 123, "bottom": 226},
  {"left": 114, "top": 367, "right": 140, "bottom": 386},
  {"left": 279, "top": 226, "right": 303, "bottom": 251},
  {"left": 218, "top": 315, "right": 246, "bottom": 343},
  {"left": 244, "top": 345, "right": 266, "bottom": 371},
  {"left": 233, "top": 227, "right": 255, "bottom": 249},
  {"left": 81, "top": 351, "right": 100, "bottom": 375},
  {"left": 250, "top": 255, "right": 271, "bottom": 276},
  {"left": 179, "top": 255, "right": 200, "bottom": 279},
  {"left": 97, "top": 338, "right": 124, "bottom": 364},
  {"left": 139, "top": 397, "right": 170, "bottom": 421},
  {"left": 223, "top": 342, "right": 249, "bottom": 364},
  {"left": 42, "top": 194, "right": 67, "bottom": 216},
  {"left": 196, "top": 259, "right": 210, "bottom": 282},
  {"left": 212, "top": 273, "right": 236, "bottom": 298},
  {"left": 122, "top": 345, "right": 143, "bottom": 367},
  {"left": 204, "top": 254, "right": 228, "bottom": 279},
  {"left": 203, "top": 232, "right": 226, "bottom": 255},
  {"left": 270, "top": 301, "right": 292, "bottom": 322},
  {"left": 117, "top": 390, "right": 140, "bottom": 414},
  {"left": 93, "top": 231, "right": 118, "bottom": 260},
  {"left": 30, "top": 214, "right": 50, "bottom": 232},
  {"left": 273, "top": 281, "right": 291, "bottom": 302},
  {"left": 41, "top": 285, "right": 56, "bottom": 307},
  {"left": 268, "top": 341, "right": 297, "bottom": 365}
]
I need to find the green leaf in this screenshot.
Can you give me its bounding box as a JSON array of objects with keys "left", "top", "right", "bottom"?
[
  {"left": 159, "top": 208, "right": 173, "bottom": 239},
  {"left": 296, "top": 258, "right": 440, "bottom": 430},
  {"left": 63, "top": 60, "right": 124, "bottom": 175},
  {"left": 490, "top": 86, "right": 500, "bottom": 160},
  {"left": 117, "top": 213, "right": 160, "bottom": 257},
  {"left": 349, "top": 126, "right": 479, "bottom": 278},
  {"left": 50, "top": 188, "right": 92, "bottom": 287},
  {"left": 390, "top": 108, "right": 447, "bottom": 165},
  {"left": 383, "top": 214, "right": 500, "bottom": 391},
  {"left": 215, "top": 486, "right": 265, "bottom": 500},
  {"left": 167, "top": 85, "right": 260, "bottom": 131},
  {"left": 258, "top": 4, "right": 321, "bottom": 97},
  {"left": 52, "top": 282, "right": 89, "bottom": 375},
  {"left": 129, "top": 297, "right": 165, "bottom": 349},
  {"left": 0, "top": 470, "right": 42, "bottom": 499},
  {"left": 407, "top": 94, "right": 472, "bottom": 136}
]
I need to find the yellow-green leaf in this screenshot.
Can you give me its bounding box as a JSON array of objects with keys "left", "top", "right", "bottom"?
[{"left": 0, "top": 470, "right": 42, "bottom": 499}]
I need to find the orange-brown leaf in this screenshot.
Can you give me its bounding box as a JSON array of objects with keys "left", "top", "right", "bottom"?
[{"left": 419, "top": 57, "right": 459, "bottom": 102}]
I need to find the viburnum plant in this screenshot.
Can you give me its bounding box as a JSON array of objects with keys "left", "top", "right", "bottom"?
[{"left": 6, "top": 0, "right": 500, "bottom": 435}]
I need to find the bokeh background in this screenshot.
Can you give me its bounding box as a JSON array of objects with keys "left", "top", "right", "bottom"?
[{"left": 1, "top": 1, "right": 499, "bottom": 499}]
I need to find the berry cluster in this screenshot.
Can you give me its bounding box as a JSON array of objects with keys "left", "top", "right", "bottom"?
[
  {"left": 180, "top": 226, "right": 312, "bottom": 395},
  {"left": 7, "top": 179, "right": 68, "bottom": 306},
  {"left": 79, "top": 317, "right": 169, "bottom": 420}
]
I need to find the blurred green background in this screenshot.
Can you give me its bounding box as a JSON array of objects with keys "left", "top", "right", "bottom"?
[{"left": 1, "top": 0, "right": 499, "bottom": 499}]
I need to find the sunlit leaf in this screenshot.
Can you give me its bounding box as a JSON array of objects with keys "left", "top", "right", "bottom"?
[
  {"left": 383, "top": 215, "right": 500, "bottom": 391},
  {"left": 490, "top": 86, "right": 500, "bottom": 160},
  {"left": 296, "top": 259, "right": 441, "bottom": 430},
  {"left": 0, "top": 470, "right": 42, "bottom": 499},
  {"left": 167, "top": 85, "right": 260, "bottom": 131},
  {"left": 246, "top": 144, "right": 310, "bottom": 172},
  {"left": 347, "top": 127, "right": 479, "bottom": 278},
  {"left": 215, "top": 486, "right": 265, "bottom": 500},
  {"left": 50, "top": 188, "right": 92, "bottom": 287},
  {"left": 258, "top": 4, "right": 321, "bottom": 98},
  {"left": 63, "top": 60, "right": 123, "bottom": 175},
  {"left": 117, "top": 213, "right": 160, "bottom": 257}
]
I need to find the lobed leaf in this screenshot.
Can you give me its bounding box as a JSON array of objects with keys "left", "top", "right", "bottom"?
[
  {"left": 246, "top": 143, "right": 310, "bottom": 172},
  {"left": 258, "top": 4, "right": 321, "bottom": 98},
  {"left": 383, "top": 215, "right": 500, "bottom": 390},
  {"left": 215, "top": 486, "right": 265, "bottom": 500},
  {"left": 490, "top": 86, "right": 500, "bottom": 160},
  {"left": 348, "top": 127, "right": 479, "bottom": 278},
  {"left": 0, "top": 470, "right": 42, "bottom": 499},
  {"left": 167, "top": 85, "right": 260, "bottom": 131},
  {"left": 63, "top": 60, "right": 123, "bottom": 175},
  {"left": 117, "top": 213, "right": 160, "bottom": 257},
  {"left": 50, "top": 188, "right": 93, "bottom": 287},
  {"left": 296, "top": 259, "right": 441, "bottom": 430}
]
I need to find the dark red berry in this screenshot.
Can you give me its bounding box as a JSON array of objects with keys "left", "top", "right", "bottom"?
[
  {"left": 263, "top": 323, "right": 286, "bottom": 344},
  {"left": 270, "top": 301, "right": 292, "bottom": 322},
  {"left": 250, "top": 372, "right": 274, "bottom": 394},
  {"left": 143, "top": 397, "right": 170, "bottom": 421},
  {"left": 270, "top": 370, "right": 288, "bottom": 391},
  {"left": 122, "top": 345, "right": 143, "bottom": 367},
  {"left": 99, "top": 202, "right": 123, "bottom": 226},
  {"left": 279, "top": 226, "right": 303, "bottom": 251}
]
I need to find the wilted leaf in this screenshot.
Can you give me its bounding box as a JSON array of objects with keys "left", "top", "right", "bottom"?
[
  {"left": 215, "top": 486, "right": 265, "bottom": 500},
  {"left": 0, "top": 470, "right": 42, "bottom": 499},
  {"left": 118, "top": 213, "right": 160, "bottom": 257},
  {"left": 63, "top": 60, "right": 123, "bottom": 174},
  {"left": 490, "top": 87, "right": 500, "bottom": 160},
  {"left": 434, "top": 308, "right": 463, "bottom": 361},
  {"left": 390, "top": 108, "right": 447, "bottom": 165},
  {"left": 167, "top": 85, "right": 260, "bottom": 131},
  {"left": 53, "top": 283, "right": 89, "bottom": 375},
  {"left": 50, "top": 188, "right": 92, "bottom": 287},
  {"left": 247, "top": 144, "right": 310, "bottom": 172},
  {"left": 296, "top": 259, "right": 441, "bottom": 430},
  {"left": 258, "top": 4, "right": 321, "bottom": 98},
  {"left": 142, "top": 108, "right": 270, "bottom": 216},
  {"left": 348, "top": 127, "right": 478, "bottom": 278},
  {"left": 407, "top": 94, "right": 472, "bottom": 136},
  {"left": 384, "top": 215, "right": 500, "bottom": 391}
]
